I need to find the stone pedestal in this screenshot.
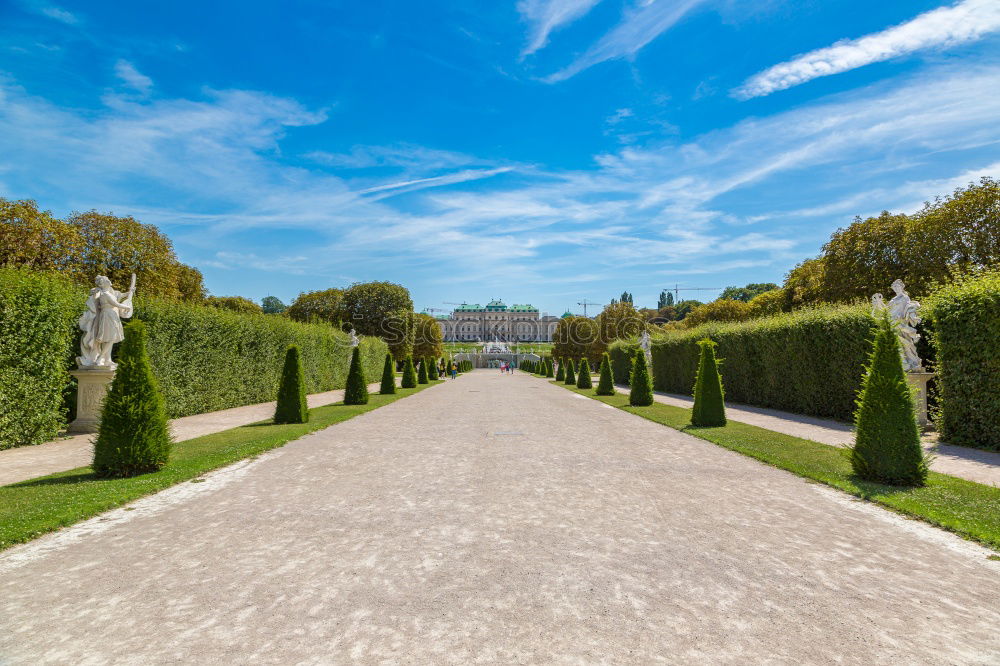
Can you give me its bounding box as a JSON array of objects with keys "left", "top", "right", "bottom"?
[
  {"left": 906, "top": 371, "right": 934, "bottom": 429},
  {"left": 68, "top": 367, "right": 115, "bottom": 433}
]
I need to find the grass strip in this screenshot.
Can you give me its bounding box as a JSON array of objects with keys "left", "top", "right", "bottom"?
[
  {"left": 554, "top": 381, "right": 1000, "bottom": 551},
  {"left": 1, "top": 382, "right": 439, "bottom": 551}
]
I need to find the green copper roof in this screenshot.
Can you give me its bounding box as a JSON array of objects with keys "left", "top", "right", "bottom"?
[
  {"left": 485, "top": 299, "right": 507, "bottom": 311},
  {"left": 455, "top": 303, "right": 483, "bottom": 311},
  {"left": 561, "top": 310, "right": 574, "bottom": 318},
  {"left": 509, "top": 304, "right": 537, "bottom": 312}
]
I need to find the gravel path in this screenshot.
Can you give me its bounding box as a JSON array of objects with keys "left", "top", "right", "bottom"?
[
  {"left": 1, "top": 372, "right": 998, "bottom": 664},
  {"left": 613, "top": 386, "right": 1000, "bottom": 487},
  {"left": 0, "top": 383, "right": 381, "bottom": 487}
]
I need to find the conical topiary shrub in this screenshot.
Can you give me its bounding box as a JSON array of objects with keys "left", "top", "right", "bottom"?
[
  {"left": 401, "top": 356, "right": 418, "bottom": 388},
  {"left": 92, "top": 320, "right": 172, "bottom": 477},
  {"left": 556, "top": 361, "right": 565, "bottom": 382},
  {"left": 343, "top": 346, "right": 369, "bottom": 405},
  {"left": 564, "top": 359, "right": 576, "bottom": 385},
  {"left": 691, "top": 339, "right": 725, "bottom": 426},
  {"left": 596, "top": 352, "right": 615, "bottom": 395},
  {"left": 380, "top": 352, "right": 396, "bottom": 394},
  {"left": 850, "top": 314, "right": 927, "bottom": 486},
  {"left": 629, "top": 352, "right": 653, "bottom": 406},
  {"left": 537, "top": 359, "right": 547, "bottom": 376},
  {"left": 577, "top": 358, "right": 592, "bottom": 389},
  {"left": 274, "top": 344, "right": 308, "bottom": 424},
  {"left": 417, "top": 357, "right": 429, "bottom": 384},
  {"left": 545, "top": 359, "right": 554, "bottom": 378}
]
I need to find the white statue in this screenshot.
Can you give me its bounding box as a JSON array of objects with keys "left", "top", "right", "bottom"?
[
  {"left": 348, "top": 328, "right": 359, "bottom": 348},
  {"left": 872, "top": 279, "right": 922, "bottom": 372},
  {"left": 77, "top": 274, "right": 135, "bottom": 369},
  {"left": 639, "top": 330, "right": 652, "bottom": 363}
]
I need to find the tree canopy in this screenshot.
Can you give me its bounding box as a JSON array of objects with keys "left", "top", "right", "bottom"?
[
  {"left": 719, "top": 283, "right": 779, "bottom": 302},
  {"left": 286, "top": 288, "right": 344, "bottom": 324},
  {"left": 0, "top": 199, "right": 205, "bottom": 301},
  {"left": 204, "top": 296, "right": 263, "bottom": 314},
  {"left": 261, "top": 296, "right": 286, "bottom": 314}
]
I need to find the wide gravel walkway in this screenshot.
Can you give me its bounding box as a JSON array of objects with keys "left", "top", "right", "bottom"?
[{"left": 2, "top": 372, "right": 998, "bottom": 664}]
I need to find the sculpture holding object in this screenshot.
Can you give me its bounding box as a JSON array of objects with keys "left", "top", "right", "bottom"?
[
  {"left": 77, "top": 274, "right": 136, "bottom": 369},
  {"left": 871, "top": 279, "right": 923, "bottom": 372}
]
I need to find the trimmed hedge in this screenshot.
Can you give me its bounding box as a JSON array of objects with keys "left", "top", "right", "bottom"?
[
  {"left": 926, "top": 270, "right": 1000, "bottom": 451},
  {"left": 93, "top": 320, "right": 172, "bottom": 476},
  {"left": 608, "top": 340, "right": 639, "bottom": 385},
  {"left": 651, "top": 304, "right": 876, "bottom": 421},
  {"left": 851, "top": 315, "right": 926, "bottom": 485},
  {"left": 134, "top": 299, "right": 386, "bottom": 419},
  {"left": 343, "top": 346, "right": 369, "bottom": 405},
  {"left": 691, "top": 339, "right": 726, "bottom": 427},
  {"left": 0, "top": 268, "right": 79, "bottom": 450},
  {"left": 274, "top": 345, "right": 308, "bottom": 424},
  {"left": 1, "top": 270, "right": 390, "bottom": 448}
]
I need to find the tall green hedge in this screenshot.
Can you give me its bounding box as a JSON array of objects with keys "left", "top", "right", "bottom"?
[
  {"left": 608, "top": 340, "right": 639, "bottom": 385},
  {"left": 0, "top": 268, "right": 79, "bottom": 450},
  {"left": 926, "top": 270, "right": 1000, "bottom": 451},
  {"left": 134, "top": 299, "right": 386, "bottom": 419},
  {"left": 651, "top": 304, "right": 876, "bottom": 421}
]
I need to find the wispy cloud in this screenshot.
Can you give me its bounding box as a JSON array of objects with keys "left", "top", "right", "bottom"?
[
  {"left": 114, "top": 60, "right": 153, "bottom": 95},
  {"left": 39, "top": 5, "right": 78, "bottom": 24},
  {"left": 735, "top": 0, "right": 1000, "bottom": 99},
  {"left": 545, "top": 0, "right": 705, "bottom": 82},
  {"left": 306, "top": 144, "right": 482, "bottom": 170},
  {"left": 1, "top": 65, "right": 998, "bottom": 302},
  {"left": 518, "top": 0, "right": 604, "bottom": 56}
]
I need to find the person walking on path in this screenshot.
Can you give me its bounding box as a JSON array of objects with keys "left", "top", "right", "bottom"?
[{"left": 450, "top": 362, "right": 458, "bottom": 379}]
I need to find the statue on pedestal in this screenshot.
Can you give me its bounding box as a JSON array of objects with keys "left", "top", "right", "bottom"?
[
  {"left": 872, "top": 279, "right": 922, "bottom": 372},
  {"left": 77, "top": 274, "right": 135, "bottom": 369},
  {"left": 348, "top": 328, "right": 359, "bottom": 348}
]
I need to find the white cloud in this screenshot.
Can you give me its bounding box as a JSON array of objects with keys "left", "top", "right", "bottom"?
[
  {"left": 518, "top": 0, "right": 604, "bottom": 56},
  {"left": 1, "top": 65, "right": 998, "bottom": 296},
  {"left": 306, "top": 144, "right": 483, "bottom": 170},
  {"left": 114, "top": 60, "right": 153, "bottom": 95},
  {"left": 39, "top": 5, "right": 78, "bottom": 24},
  {"left": 545, "top": 0, "right": 706, "bottom": 82},
  {"left": 735, "top": 0, "right": 1000, "bottom": 99}
]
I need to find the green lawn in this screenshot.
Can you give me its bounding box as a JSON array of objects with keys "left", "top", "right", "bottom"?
[
  {"left": 0, "top": 382, "right": 440, "bottom": 551},
  {"left": 554, "top": 381, "right": 1000, "bottom": 551}
]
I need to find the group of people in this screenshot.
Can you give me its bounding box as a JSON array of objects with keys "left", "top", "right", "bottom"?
[
  {"left": 438, "top": 359, "right": 459, "bottom": 379},
  {"left": 497, "top": 361, "right": 516, "bottom": 374}
]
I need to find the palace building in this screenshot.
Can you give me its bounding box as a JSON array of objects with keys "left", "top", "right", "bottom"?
[{"left": 433, "top": 299, "right": 565, "bottom": 342}]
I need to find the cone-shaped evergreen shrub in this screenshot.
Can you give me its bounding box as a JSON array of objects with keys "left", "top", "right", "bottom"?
[
  {"left": 401, "top": 356, "right": 418, "bottom": 388},
  {"left": 850, "top": 315, "right": 927, "bottom": 486},
  {"left": 92, "top": 320, "right": 172, "bottom": 477},
  {"left": 343, "top": 346, "right": 369, "bottom": 405},
  {"left": 380, "top": 352, "right": 396, "bottom": 394},
  {"left": 537, "top": 359, "right": 546, "bottom": 376},
  {"left": 596, "top": 353, "right": 615, "bottom": 395},
  {"left": 564, "top": 359, "right": 576, "bottom": 385},
  {"left": 576, "top": 358, "right": 593, "bottom": 388},
  {"left": 691, "top": 339, "right": 725, "bottom": 426},
  {"left": 545, "top": 359, "right": 554, "bottom": 378},
  {"left": 417, "top": 357, "right": 429, "bottom": 384},
  {"left": 629, "top": 352, "right": 653, "bottom": 406},
  {"left": 556, "top": 361, "right": 565, "bottom": 381},
  {"left": 274, "top": 344, "right": 308, "bottom": 424}
]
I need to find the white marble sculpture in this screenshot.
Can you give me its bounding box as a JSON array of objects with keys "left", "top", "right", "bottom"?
[
  {"left": 872, "top": 279, "right": 922, "bottom": 372},
  {"left": 77, "top": 274, "right": 135, "bottom": 369},
  {"left": 348, "top": 328, "right": 359, "bottom": 348},
  {"left": 639, "top": 330, "right": 652, "bottom": 363}
]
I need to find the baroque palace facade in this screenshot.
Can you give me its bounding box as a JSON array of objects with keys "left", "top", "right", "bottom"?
[{"left": 434, "top": 300, "right": 567, "bottom": 342}]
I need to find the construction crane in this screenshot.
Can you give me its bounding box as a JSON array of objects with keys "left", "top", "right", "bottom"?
[
  {"left": 664, "top": 285, "right": 723, "bottom": 302},
  {"left": 443, "top": 301, "right": 468, "bottom": 306},
  {"left": 422, "top": 307, "right": 448, "bottom": 314},
  {"left": 577, "top": 299, "right": 604, "bottom": 317}
]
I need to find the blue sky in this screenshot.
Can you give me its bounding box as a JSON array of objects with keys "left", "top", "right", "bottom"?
[{"left": 2, "top": 0, "right": 999, "bottom": 315}]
